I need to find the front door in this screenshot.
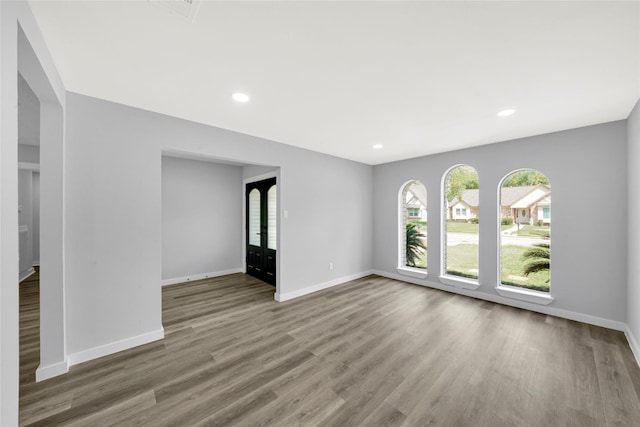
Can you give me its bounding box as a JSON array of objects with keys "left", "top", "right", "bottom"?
[{"left": 246, "top": 178, "right": 276, "bottom": 286}]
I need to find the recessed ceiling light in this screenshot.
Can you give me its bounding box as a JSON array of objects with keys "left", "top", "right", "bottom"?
[
  {"left": 497, "top": 108, "right": 516, "bottom": 117},
  {"left": 232, "top": 92, "right": 250, "bottom": 103},
  {"left": 373, "top": 144, "right": 383, "bottom": 149}
]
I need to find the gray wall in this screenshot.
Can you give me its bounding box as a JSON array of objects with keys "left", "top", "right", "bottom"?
[
  {"left": 628, "top": 99, "right": 640, "bottom": 351},
  {"left": 243, "top": 165, "right": 279, "bottom": 179},
  {"left": 18, "top": 72, "right": 39, "bottom": 147},
  {"left": 18, "top": 144, "right": 39, "bottom": 163},
  {"left": 64, "top": 92, "right": 373, "bottom": 357},
  {"left": 17, "top": 169, "right": 40, "bottom": 271},
  {"left": 162, "top": 156, "right": 243, "bottom": 281},
  {"left": 18, "top": 169, "right": 34, "bottom": 278},
  {"left": 374, "top": 121, "right": 628, "bottom": 323},
  {"left": 18, "top": 65, "right": 40, "bottom": 274},
  {"left": 33, "top": 172, "right": 40, "bottom": 264}
]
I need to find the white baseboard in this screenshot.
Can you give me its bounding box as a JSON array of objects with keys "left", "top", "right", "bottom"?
[
  {"left": 162, "top": 268, "right": 243, "bottom": 286},
  {"left": 67, "top": 327, "right": 165, "bottom": 367},
  {"left": 625, "top": 325, "right": 640, "bottom": 368},
  {"left": 36, "top": 358, "right": 69, "bottom": 382},
  {"left": 275, "top": 270, "right": 374, "bottom": 302},
  {"left": 32, "top": 261, "right": 40, "bottom": 267},
  {"left": 19, "top": 267, "right": 35, "bottom": 283},
  {"left": 372, "top": 270, "right": 627, "bottom": 332}
]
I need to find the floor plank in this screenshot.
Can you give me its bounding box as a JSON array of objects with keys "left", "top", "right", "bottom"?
[{"left": 19, "top": 272, "right": 640, "bottom": 426}]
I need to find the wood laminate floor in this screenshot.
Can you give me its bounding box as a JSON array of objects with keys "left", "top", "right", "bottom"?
[{"left": 19, "top": 273, "right": 640, "bottom": 426}]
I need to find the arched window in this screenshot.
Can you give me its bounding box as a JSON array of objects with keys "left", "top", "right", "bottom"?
[
  {"left": 442, "top": 165, "right": 479, "bottom": 283},
  {"left": 499, "top": 169, "right": 551, "bottom": 293},
  {"left": 248, "top": 188, "right": 261, "bottom": 247},
  {"left": 399, "top": 181, "right": 427, "bottom": 271}
]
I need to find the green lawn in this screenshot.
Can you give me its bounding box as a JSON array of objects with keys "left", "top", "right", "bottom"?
[
  {"left": 512, "top": 225, "right": 550, "bottom": 238},
  {"left": 444, "top": 244, "right": 478, "bottom": 279},
  {"left": 404, "top": 224, "right": 550, "bottom": 291},
  {"left": 412, "top": 250, "right": 426, "bottom": 269},
  {"left": 500, "top": 245, "right": 550, "bottom": 292},
  {"left": 443, "top": 244, "right": 550, "bottom": 292},
  {"left": 445, "top": 222, "right": 478, "bottom": 233}
]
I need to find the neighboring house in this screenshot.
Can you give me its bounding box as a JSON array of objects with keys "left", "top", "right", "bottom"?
[
  {"left": 448, "top": 189, "right": 479, "bottom": 221},
  {"left": 448, "top": 184, "right": 551, "bottom": 224},
  {"left": 502, "top": 184, "right": 551, "bottom": 225},
  {"left": 534, "top": 195, "right": 551, "bottom": 224},
  {"left": 405, "top": 185, "right": 427, "bottom": 222}
]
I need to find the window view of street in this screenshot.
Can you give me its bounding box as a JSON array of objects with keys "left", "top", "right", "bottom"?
[
  {"left": 402, "top": 181, "right": 427, "bottom": 269},
  {"left": 444, "top": 165, "right": 479, "bottom": 279},
  {"left": 499, "top": 170, "right": 551, "bottom": 292},
  {"left": 400, "top": 171, "right": 550, "bottom": 290}
]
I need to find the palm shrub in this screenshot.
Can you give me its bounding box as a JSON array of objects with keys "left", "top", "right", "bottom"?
[
  {"left": 406, "top": 222, "right": 426, "bottom": 267},
  {"left": 523, "top": 243, "right": 550, "bottom": 279}
]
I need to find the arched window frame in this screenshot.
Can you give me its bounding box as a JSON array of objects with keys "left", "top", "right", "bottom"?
[
  {"left": 439, "top": 164, "right": 480, "bottom": 290},
  {"left": 397, "top": 180, "right": 428, "bottom": 279},
  {"left": 495, "top": 169, "right": 554, "bottom": 305}
]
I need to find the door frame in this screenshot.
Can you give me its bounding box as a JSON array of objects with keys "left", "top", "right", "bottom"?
[
  {"left": 15, "top": 23, "right": 67, "bottom": 383},
  {"left": 242, "top": 170, "right": 280, "bottom": 293}
]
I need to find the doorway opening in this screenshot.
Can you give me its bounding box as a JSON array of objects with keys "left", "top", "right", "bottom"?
[
  {"left": 17, "top": 70, "right": 42, "bottom": 389},
  {"left": 245, "top": 177, "right": 277, "bottom": 286},
  {"left": 16, "top": 22, "right": 66, "bottom": 391},
  {"left": 160, "top": 151, "right": 280, "bottom": 297}
]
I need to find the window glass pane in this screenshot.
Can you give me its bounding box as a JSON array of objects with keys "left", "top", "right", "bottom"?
[
  {"left": 499, "top": 170, "right": 551, "bottom": 292},
  {"left": 444, "top": 165, "right": 479, "bottom": 280},
  {"left": 267, "top": 185, "right": 277, "bottom": 250},
  {"left": 249, "top": 188, "right": 260, "bottom": 246},
  {"left": 402, "top": 181, "right": 427, "bottom": 269}
]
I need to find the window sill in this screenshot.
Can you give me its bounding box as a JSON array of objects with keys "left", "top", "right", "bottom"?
[
  {"left": 397, "top": 266, "right": 428, "bottom": 280},
  {"left": 439, "top": 275, "right": 480, "bottom": 290},
  {"left": 495, "top": 285, "right": 554, "bottom": 305}
]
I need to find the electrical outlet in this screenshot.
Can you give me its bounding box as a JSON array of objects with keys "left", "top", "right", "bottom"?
[{"left": 329, "top": 262, "right": 333, "bottom": 270}]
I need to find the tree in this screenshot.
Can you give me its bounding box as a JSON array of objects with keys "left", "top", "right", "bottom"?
[
  {"left": 522, "top": 243, "right": 550, "bottom": 279},
  {"left": 502, "top": 170, "right": 549, "bottom": 187},
  {"left": 446, "top": 166, "right": 479, "bottom": 202},
  {"left": 406, "top": 223, "right": 426, "bottom": 267}
]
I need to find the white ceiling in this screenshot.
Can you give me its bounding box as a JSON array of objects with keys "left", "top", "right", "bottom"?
[{"left": 28, "top": 1, "right": 640, "bottom": 165}]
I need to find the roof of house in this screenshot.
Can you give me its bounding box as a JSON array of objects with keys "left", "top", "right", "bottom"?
[
  {"left": 450, "top": 189, "right": 480, "bottom": 207},
  {"left": 449, "top": 185, "right": 550, "bottom": 208},
  {"left": 407, "top": 184, "right": 427, "bottom": 207},
  {"left": 533, "top": 195, "right": 551, "bottom": 207},
  {"left": 511, "top": 186, "right": 551, "bottom": 208}
]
